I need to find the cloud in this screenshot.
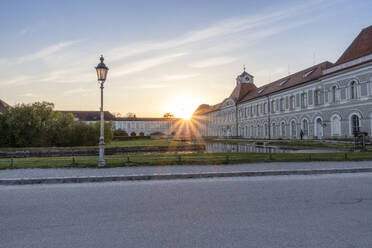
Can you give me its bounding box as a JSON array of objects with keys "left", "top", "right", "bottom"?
[
  {"left": 63, "top": 88, "right": 96, "bottom": 96},
  {"left": 1, "top": 40, "right": 80, "bottom": 65},
  {"left": 110, "top": 53, "right": 186, "bottom": 78},
  {"left": 139, "top": 84, "right": 168, "bottom": 89},
  {"left": 20, "top": 92, "right": 39, "bottom": 98},
  {"left": 107, "top": 0, "right": 329, "bottom": 62},
  {"left": 190, "top": 57, "right": 237, "bottom": 68},
  {"left": 160, "top": 74, "right": 198, "bottom": 81}
]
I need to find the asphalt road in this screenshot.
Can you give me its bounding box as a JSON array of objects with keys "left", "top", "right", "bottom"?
[{"left": 1, "top": 173, "right": 372, "bottom": 248}]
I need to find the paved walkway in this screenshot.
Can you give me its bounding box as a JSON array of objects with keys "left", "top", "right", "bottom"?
[{"left": 1, "top": 161, "right": 372, "bottom": 180}]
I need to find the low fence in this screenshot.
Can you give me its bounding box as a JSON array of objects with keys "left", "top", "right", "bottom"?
[
  {"left": 0, "top": 144, "right": 205, "bottom": 159},
  {"left": 1, "top": 152, "right": 371, "bottom": 169}
]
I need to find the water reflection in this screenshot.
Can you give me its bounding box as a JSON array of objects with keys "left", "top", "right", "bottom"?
[{"left": 206, "top": 142, "right": 288, "bottom": 153}]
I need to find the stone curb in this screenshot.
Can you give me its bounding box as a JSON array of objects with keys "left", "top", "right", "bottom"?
[{"left": 1, "top": 167, "right": 372, "bottom": 185}]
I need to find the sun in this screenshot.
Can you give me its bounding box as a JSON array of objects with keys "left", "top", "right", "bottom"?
[{"left": 166, "top": 96, "right": 201, "bottom": 120}]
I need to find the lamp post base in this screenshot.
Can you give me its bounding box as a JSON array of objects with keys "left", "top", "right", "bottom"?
[{"left": 98, "top": 139, "right": 105, "bottom": 167}]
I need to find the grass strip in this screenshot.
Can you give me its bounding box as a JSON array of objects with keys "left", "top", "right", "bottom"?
[{"left": 1, "top": 152, "right": 372, "bottom": 169}]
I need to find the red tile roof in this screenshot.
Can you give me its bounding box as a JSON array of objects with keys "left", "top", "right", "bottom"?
[
  {"left": 58, "top": 111, "right": 182, "bottom": 122},
  {"left": 57, "top": 111, "right": 116, "bottom": 121},
  {"left": 229, "top": 83, "right": 257, "bottom": 101},
  {"left": 0, "top": 99, "right": 10, "bottom": 110},
  {"left": 335, "top": 25, "right": 372, "bottom": 65},
  {"left": 115, "top": 117, "right": 182, "bottom": 121},
  {"left": 239, "top": 61, "right": 333, "bottom": 103}
]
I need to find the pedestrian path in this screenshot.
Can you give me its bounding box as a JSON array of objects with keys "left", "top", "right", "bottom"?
[{"left": 1, "top": 161, "right": 372, "bottom": 180}]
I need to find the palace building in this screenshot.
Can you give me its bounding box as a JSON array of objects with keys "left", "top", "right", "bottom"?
[
  {"left": 193, "top": 25, "right": 372, "bottom": 140},
  {"left": 59, "top": 111, "right": 185, "bottom": 136}
]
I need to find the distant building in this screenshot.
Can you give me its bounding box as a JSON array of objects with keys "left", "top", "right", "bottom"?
[
  {"left": 59, "top": 110, "right": 185, "bottom": 136},
  {"left": 0, "top": 99, "right": 10, "bottom": 110},
  {"left": 194, "top": 25, "right": 372, "bottom": 140}
]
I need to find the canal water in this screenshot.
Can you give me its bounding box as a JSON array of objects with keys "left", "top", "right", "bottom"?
[{"left": 205, "top": 142, "right": 338, "bottom": 153}]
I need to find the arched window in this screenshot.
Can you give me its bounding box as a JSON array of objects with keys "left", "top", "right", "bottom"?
[
  {"left": 350, "top": 81, "right": 357, "bottom": 99},
  {"left": 257, "top": 125, "right": 261, "bottom": 137},
  {"left": 331, "top": 115, "right": 341, "bottom": 136},
  {"left": 302, "top": 119, "right": 309, "bottom": 136},
  {"left": 264, "top": 123, "right": 268, "bottom": 137},
  {"left": 272, "top": 123, "right": 276, "bottom": 137},
  {"left": 351, "top": 114, "right": 360, "bottom": 133},
  {"left": 291, "top": 120, "right": 296, "bottom": 137},
  {"left": 281, "top": 122, "right": 286, "bottom": 136}
]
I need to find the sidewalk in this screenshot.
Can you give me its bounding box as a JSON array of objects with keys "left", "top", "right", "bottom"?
[{"left": 1, "top": 161, "right": 372, "bottom": 185}]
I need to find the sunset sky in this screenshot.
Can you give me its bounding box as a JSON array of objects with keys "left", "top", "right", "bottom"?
[{"left": 0, "top": 0, "right": 371, "bottom": 117}]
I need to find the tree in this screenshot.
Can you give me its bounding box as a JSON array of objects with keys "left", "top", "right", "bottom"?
[
  {"left": 126, "top": 112, "right": 136, "bottom": 118},
  {"left": 163, "top": 112, "right": 174, "bottom": 118},
  {"left": 0, "top": 101, "right": 114, "bottom": 147}
]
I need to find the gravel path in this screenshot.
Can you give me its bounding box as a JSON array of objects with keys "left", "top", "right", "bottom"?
[{"left": 1, "top": 161, "right": 372, "bottom": 179}]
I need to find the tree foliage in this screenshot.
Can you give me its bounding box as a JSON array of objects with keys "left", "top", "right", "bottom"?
[
  {"left": 0, "top": 102, "right": 113, "bottom": 147},
  {"left": 163, "top": 112, "right": 174, "bottom": 118}
]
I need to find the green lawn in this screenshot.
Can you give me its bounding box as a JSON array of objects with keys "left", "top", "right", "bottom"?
[
  {"left": 1, "top": 151, "right": 372, "bottom": 169},
  {"left": 0, "top": 139, "right": 190, "bottom": 151},
  {"left": 106, "top": 139, "right": 189, "bottom": 148}
]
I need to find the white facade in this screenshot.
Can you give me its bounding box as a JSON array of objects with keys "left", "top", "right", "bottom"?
[{"left": 194, "top": 27, "right": 372, "bottom": 140}]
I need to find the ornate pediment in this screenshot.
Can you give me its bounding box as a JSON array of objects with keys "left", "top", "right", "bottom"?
[{"left": 221, "top": 98, "right": 236, "bottom": 109}]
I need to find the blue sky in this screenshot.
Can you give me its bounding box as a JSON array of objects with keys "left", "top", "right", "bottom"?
[{"left": 0, "top": 0, "right": 371, "bottom": 117}]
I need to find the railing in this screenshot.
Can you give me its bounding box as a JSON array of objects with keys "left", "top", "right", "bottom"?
[{"left": 1, "top": 152, "right": 372, "bottom": 169}]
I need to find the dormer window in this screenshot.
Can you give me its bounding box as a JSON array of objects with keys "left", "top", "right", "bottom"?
[
  {"left": 303, "top": 69, "right": 315, "bottom": 78},
  {"left": 258, "top": 88, "right": 265, "bottom": 94},
  {"left": 279, "top": 78, "right": 289, "bottom": 86}
]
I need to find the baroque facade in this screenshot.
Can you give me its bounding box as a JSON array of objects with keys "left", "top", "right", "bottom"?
[
  {"left": 60, "top": 111, "right": 184, "bottom": 136},
  {"left": 194, "top": 26, "right": 372, "bottom": 140}
]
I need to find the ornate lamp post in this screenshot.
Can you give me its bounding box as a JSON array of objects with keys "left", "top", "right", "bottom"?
[{"left": 95, "top": 55, "right": 109, "bottom": 167}]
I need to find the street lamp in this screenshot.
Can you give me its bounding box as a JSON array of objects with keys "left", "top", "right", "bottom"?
[{"left": 95, "top": 55, "right": 109, "bottom": 167}]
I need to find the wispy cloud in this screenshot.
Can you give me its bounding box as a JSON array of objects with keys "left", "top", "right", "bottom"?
[
  {"left": 110, "top": 53, "right": 186, "bottom": 78},
  {"left": 20, "top": 92, "right": 39, "bottom": 98},
  {"left": 139, "top": 84, "right": 168, "bottom": 89},
  {"left": 160, "top": 74, "right": 198, "bottom": 81},
  {"left": 190, "top": 57, "right": 237, "bottom": 68},
  {"left": 0, "top": 40, "right": 80, "bottom": 65},
  {"left": 16, "top": 40, "right": 79, "bottom": 64},
  {"left": 63, "top": 88, "right": 96, "bottom": 96},
  {"left": 107, "top": 0, "right": 330, "bottom": 62}
]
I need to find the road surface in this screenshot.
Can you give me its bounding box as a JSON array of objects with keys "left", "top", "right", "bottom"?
[{"left": 1, "top": 173, "right": 372, "bottom": 248}]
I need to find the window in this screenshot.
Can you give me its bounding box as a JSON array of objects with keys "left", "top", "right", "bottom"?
[
  {"left": 331, "top": 115, "right": 341, "bottom": 136},
  {"left": 302, "top": 119, "right": 309, "bottom": 136},
  {"left": 281, "top": 122, "right": 286, "bottom": 136},
  {"left": 332, "top": 86, "right": 337, "bottom": 103},
  {"left": 280, "top": 98, "right": 284, "bottom": 111},
  {"left": 314, "top": 90, "right": 321, "bottom": 105},
  {"left": 271, "top": 100, "right": 276, "bottom": 113},
  {"left": 257, "top": 125, "right": 261, "bottom": 137},
  {"left": 272, "top": 123, "right": 276, "bottom": 137},
  {"left": 264, "top": 123, "right": 268, "bottom": 136},
  {"left": 303, "top": 69, "right": 315, "bottom": 78},
  {"left": 350, "top": 81, "right": 357, "bottom": 99},
  {"left": 290, "top": 96, "right": 295, "bottom": 110},
  {"left": 291, "top": 120, "right": 296, "bottom": 137},
  {"left": 263, "top": 102, "right": 267, "bottom": 114},
  {"left": 279, "top": 78, "right": 289, "bottom": 86},
  {"left": 250, "top": 106, "right": 253, "bottom": 117},
  {"left": 256, "top": 104, "right": 259, "bottom": 116},
  {"left": 301, "top": 93, "right": 308, "bottom": 108},
  {"left": 351, "top": 115, "right": 360, "bottom": 133}
]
